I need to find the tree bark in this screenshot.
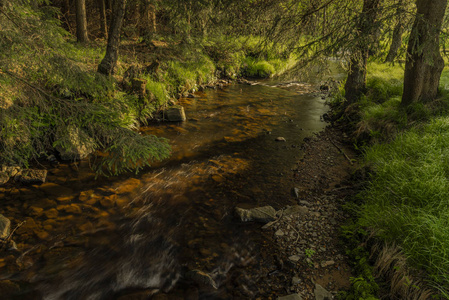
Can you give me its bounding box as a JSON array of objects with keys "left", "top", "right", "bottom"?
[
  {"left": 385, "top": 0, "right": 405, "bottom": 63},
  {"left": 75, "top": 0, "right": 89, "bottom": 43},
  {"left": 344, "top": 0, "right": 381, "bottom": 103},
  {"left": 385, "top": 22, "right": 404, "bottom": 62},
  {"left": 139, "top": 0, "right": 157, "bottom": 40},
  {"left": 401, "top": 0, "right": 447, "bottom": 106},
  {"left": 97, "top": 0, "right": 108, "bottom": 39},
  {"left": 98, "top": 0, "right": 127, "bottom": 75}
]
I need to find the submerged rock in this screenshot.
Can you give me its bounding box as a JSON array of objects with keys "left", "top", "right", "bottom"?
[
  {"left": 164, "top": 105, "right": 186, "bottom": 122},
  {"left": 0, "top": 214, "right": 11, "bottom": 239},
  {"left": 235, "top": 206, "right": 277, "bottom": 223}
]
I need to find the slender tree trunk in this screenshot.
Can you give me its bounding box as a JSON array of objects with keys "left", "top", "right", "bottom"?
[
  {"left": 344, "top": 0, "right": 381, "bottom": 103},
  {"left": 401, "top": 0, "right": 447, "bottom": 106},
  {"left": 98, "top": 0, "right": 127, "bottom": 75},
  {"left": 385, "top": 22, "right": 404, "bottom": 62},
  {"left": 75, "top": 0, "right": 89, "bottom": 43},
  {"left": 322, "top": 6, "right": 327, "bottom": 36},
  {"left": 98, "top": 0, "right": 108, "bottom": 39},
  {"left": 139, "top": 0, "right": 157, "bottom": 40},
  {"left": 385, "top": 0, "right": 405, "bottom": 63}
]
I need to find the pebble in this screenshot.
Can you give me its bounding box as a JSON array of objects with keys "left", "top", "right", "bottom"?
[
  {"left": 275, "top": 229, "right": 285, "bottom": 237},
  {"left": 288, "top": 255, "right": 301, "bottom": 263}
]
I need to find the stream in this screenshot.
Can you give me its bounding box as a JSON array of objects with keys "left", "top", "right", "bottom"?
[{"left": 0, "top": 67, "right": 345, "bottom": 299}]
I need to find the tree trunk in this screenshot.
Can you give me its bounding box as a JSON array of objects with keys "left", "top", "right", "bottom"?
[
  {"left": 344, "top": 0, "right": 381, "bottom": 103},
  {"left": 385, "top": 0, "right": 405, "bottom": 63},
  {"left": 401, "top": 0, "right": 447, "bottom": 106},
  {"left": 98, "top": 0, "right": 108, "bottom": 39},
  {"left": 139, "top": 0, "right": 157, "bottom": 40},
  {"left": 75, "top": 0, "right": 89, "bottom": 43},
  {"left": 385, "top": 22, "right": 404, "bottom": 62},
  {"left": 98, "top": 0, "right": 127, "bottom": 75}
]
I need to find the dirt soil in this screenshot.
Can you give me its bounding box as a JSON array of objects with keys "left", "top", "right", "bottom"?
[{"left": 229, "top": 125, "right": 360, "bottom": 300}]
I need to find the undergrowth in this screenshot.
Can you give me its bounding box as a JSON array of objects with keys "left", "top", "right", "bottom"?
[{"left": 337, "top": 64, "right": 449, "bottom": 299}]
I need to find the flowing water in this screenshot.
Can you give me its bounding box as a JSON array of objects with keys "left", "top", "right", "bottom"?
[{"left": 0, "top": 69, "right": 344, "bottom": 299}]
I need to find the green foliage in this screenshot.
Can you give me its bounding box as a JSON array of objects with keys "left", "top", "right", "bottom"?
[
  {"left": 242, "top": 57, "right": 276, "bottom": 78},
  {"left": 0, "top": 1, "right": 170, "bottom": 175},
  {"left": 163, "top": 53, "right": 216, "bottom": 94},
  {"left": 359, "top": 118, "right": 449, "bottom": 298},
  {"left": 338, "top": 223, "right": 380, "bottom": 300}
]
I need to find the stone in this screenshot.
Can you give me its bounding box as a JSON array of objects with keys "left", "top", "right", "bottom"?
[
  {"left": 235, "top": 206, "right": 277, "bottom": 223},
  {"left": 292, "top": 187, "right": 300, "bottom": 199},
  {"left": 0, "top": 172, "right": 9, "bottom": 185},
  {"left": 314, "top": 284, "right": 332, "bottom": 300},
  {"left": 277, "top": 294, "right": 303, "bottom": 300},
  {"left": 275, "top": 229, "right": 285, "bottom": 237},
  {"left": 275, "top": 137, "right": 286, "bottom": 142},
  {"left": 288, "top": 255, "right": 301, "bottom": 263},
  {"left": 57, "top": 204, "right": 82, "bottom": 214},
  {"left": 28, "top": 206, "right": 44, "bottom": 217},
  {"left": 321, "top": 260, "right": 335, "bottom": 268},
  {"left": 79, "top": 190, "right": 94, "bottom": 202},
  {"left": 292, "top": 276, "right": 301, "bottom": 285},
  {"left": 165, "top": 105, "right": 186, "bottom": 122},
  {"left": 17, "top": 169, "right": 47, "bottom": 184},
  {"left": 1, "top": 165, "right": 21, "bottom": 177},
  {"left": 55, "top": 125, "right": 95, "bottom": 160},
  {"left": 100, "top": 196, "right": 116, "bottom": 208},
  {"left": 0, "top": 214, "right": 11, "bottom": 239},
  {"left": 43, "top": 208, "right": 59, "bottom": 219},
  {"left": 185, "top": 269, "right": 218, "bottom": 289}
]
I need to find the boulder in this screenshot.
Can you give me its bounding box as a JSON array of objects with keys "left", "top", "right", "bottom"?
[
  {"left": 16, "top": 169, "right": 47, "bottom": 184},
  {"left": 164, "top": 106, "right": 186, "bottom": 122},
  {"left": 0, "top": 214, "right": 11, "bottom": 239},
  {"left": 235, "top": 206, "right": 277, "bottom": 223},
  {"left": 55, "top": 126, "right": 95, "bottom": 161}
]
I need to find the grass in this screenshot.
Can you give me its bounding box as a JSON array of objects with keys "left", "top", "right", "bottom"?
[{"left": 345, "top": 64, "right": 449, "bottom": 299}]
